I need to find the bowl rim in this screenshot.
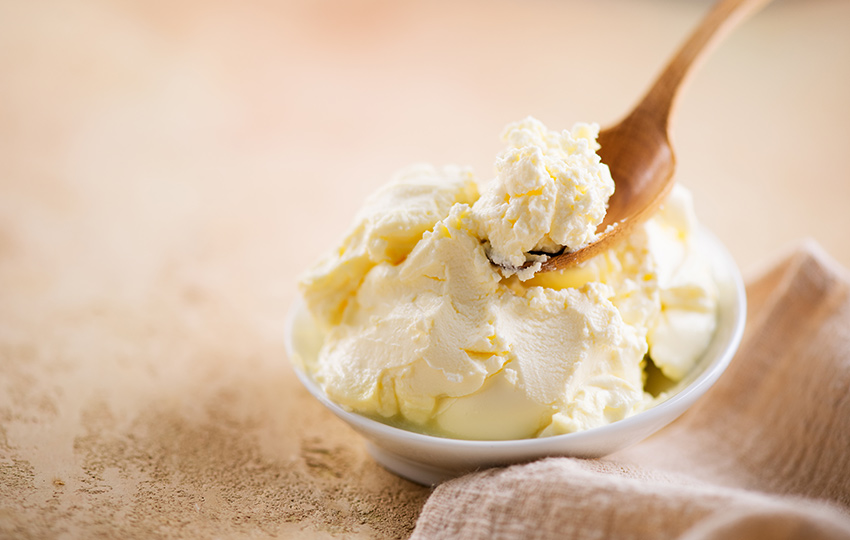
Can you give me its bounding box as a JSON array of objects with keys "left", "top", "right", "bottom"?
[{"left": 284, "top": 227, "right": 746, "bottom": 449}]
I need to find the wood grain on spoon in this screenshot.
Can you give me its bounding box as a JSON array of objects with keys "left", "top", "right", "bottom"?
[{"left": 540, "top": 0, "right": 772, "bottom": 272}]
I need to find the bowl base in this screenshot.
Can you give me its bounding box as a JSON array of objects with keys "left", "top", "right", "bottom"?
[{"left": 366, "top": 443, "right": 471, "bottom": 486}]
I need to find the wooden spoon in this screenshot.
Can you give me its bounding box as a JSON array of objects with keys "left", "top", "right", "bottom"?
[{"left": 540, "top": 0, "right": 771, "bottom": 272}]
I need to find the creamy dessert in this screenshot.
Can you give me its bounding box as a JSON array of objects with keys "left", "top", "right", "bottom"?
[{"left": 297, "top": 117, "right": 717, "bottom": 440}]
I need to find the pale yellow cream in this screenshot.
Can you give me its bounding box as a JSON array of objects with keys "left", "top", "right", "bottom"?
[
  {"left": 472, "top": 118, "right": 614, "bottom": 275},
  {"left": 297, "top": 117, "right": 717, "bottom": 440}
]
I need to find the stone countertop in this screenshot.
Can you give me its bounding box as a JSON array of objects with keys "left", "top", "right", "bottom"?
[{"left": 2, "top": 0, "right": 849, "bottom": 538}]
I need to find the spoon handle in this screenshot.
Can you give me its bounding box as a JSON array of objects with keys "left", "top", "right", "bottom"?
[{"left": 638, "top": 0, "right": 773, "bottom": 129}]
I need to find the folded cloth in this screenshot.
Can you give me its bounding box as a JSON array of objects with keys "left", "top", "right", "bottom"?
[{"left": 412, "top": 242, "right": 850, "bottom": 540}]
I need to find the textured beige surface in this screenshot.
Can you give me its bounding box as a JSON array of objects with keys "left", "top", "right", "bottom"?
[{"left": 1, "top": 0, "right": 849, "bottom": 538}]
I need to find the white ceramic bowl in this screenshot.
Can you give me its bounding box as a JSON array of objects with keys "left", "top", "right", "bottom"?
[{"left": 285, "top": 229, "right": 746, "bottom": 486}]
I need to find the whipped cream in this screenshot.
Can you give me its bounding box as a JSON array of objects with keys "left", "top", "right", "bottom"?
[
  {"left": 297, "top": 117, "right": 717, "bottom": 440},
  {"left": 472, "top": 118, "right": 614, "bottom": 275}
]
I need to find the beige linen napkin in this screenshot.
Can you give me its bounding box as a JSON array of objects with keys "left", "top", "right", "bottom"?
[{"left": 412, "top": 242, "right": 850, "bottom": 540}]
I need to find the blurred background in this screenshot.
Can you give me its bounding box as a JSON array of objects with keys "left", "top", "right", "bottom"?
[
  {"left": 1, "top": 0, "right": 849, "bottom": 537},
  {"left": 2, "top": 0, "right": 849, "bottom": 292}
]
